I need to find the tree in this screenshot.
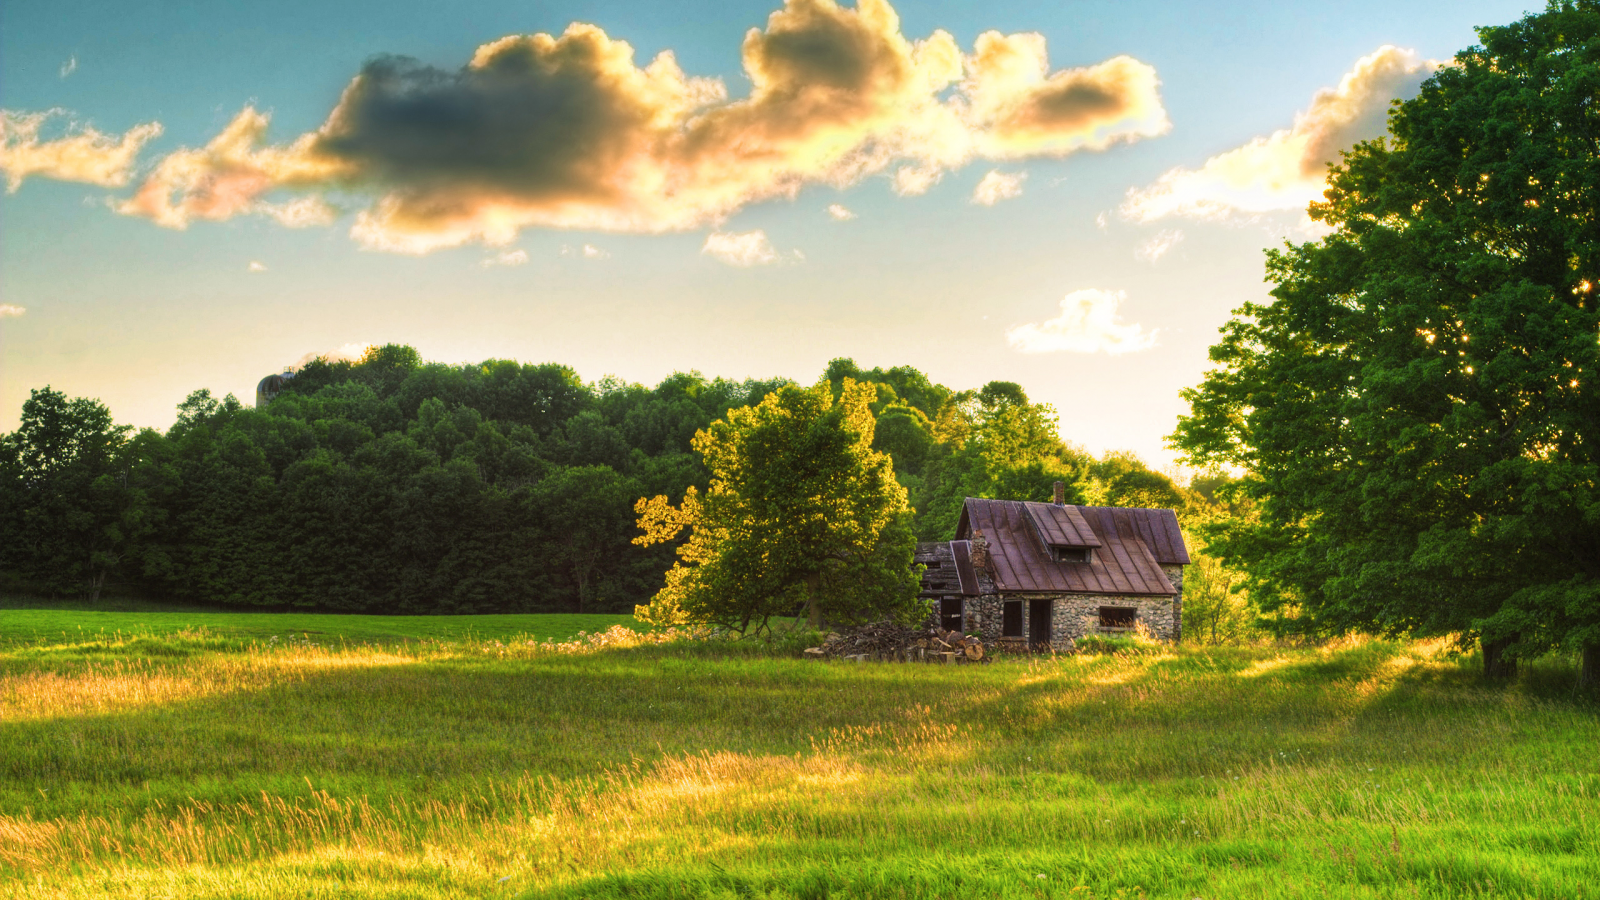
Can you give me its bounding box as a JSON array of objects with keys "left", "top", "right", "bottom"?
[
  {"left": 1172, "top": 1, "right": 1600, "bottom": 683},
  {"left": 633, "top": 380, "right": 922, "bottom": 634},
  {"left": 529, "top": 465, "right": 647, "bottom": 613},
  {"left": 0, "top": 387, "right": 149, "bottom": 599}
]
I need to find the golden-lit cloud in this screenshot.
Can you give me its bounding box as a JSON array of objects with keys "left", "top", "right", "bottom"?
[
  {"left": 1006, "top": 288, "right": 1157, "bottom": 354},
  {"left": 1122, "top": 46, "right": 1436, "bottom": 222},
  {"left": 0, "top": 110, "right": 161, "bottom": 191},
  {"left": 115, "top": 107, "right": 346, "bottom": 229},
  {"left": 827, "top": 203, "right": 856, "bottom": 220},
  {"left": 972, "top": 169, "right": 1025, "bottom": 205},
  {"left": 247, "top": 260, "right": 268, "bottom": 272},
  {"left": 702, "top": 229, "right": 791, "bottom": 266},
  {"left": 0, "top": 304, "right": 25, "bottom": 318},
  {"left": 110, "top": 0, "right": 1167, "bottom": 252},
  {"left": 963, "top": 33, "right": 1167, "bottom": 159}
]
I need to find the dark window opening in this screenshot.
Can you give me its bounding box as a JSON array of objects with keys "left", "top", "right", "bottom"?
[
  {"left": 923, "top": 561, "right": 943, "bottom": 569},
  {"left": 1052, "top": 546, "right": 1091, "bottom": 563},
  {"left": 1098, "top": 606, "right": 1136, "bottom": 629},
  {"left": 1002, "top": 601, "right": 1023, "bottom": 637},
  {"left": 940, "top": 598, "right": 963, "bottom": 632}
]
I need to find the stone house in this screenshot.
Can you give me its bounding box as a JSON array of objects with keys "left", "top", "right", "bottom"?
[{"left": 915, "top": 486, "right": 1188, "bottom": 649}]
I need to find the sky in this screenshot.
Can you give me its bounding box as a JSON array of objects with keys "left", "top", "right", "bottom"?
[{"left": 0, "top": 0, "right": 1536, "bottom": 470}]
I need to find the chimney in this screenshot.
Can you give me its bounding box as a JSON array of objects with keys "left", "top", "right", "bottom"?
[
  {"left": 969, "top": 530, "right": 991, "bottom": 572},
  {"left": 1053, "top": 481, "right": 1065, "bottom": 506}
]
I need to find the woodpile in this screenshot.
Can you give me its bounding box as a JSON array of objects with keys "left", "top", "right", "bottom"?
[{"left": 804, "top": 622, "right": 989, "bottom": 664}]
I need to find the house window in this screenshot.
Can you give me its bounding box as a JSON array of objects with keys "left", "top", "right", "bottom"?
[
  {"left": 924, "top": 561, "right": 943, "bottom": 568},
  {"left": 1098, "top": 606, "right": 1136, "bottom": 629},
  {"left": 1002, "top": 600, "right": 1023, "bottom": 637},
  {"left": 1052, "top": 547, "right": 1091, "bottom": 563},
  {"left": 940, "top": 598, "right": 963, "bottom": 632}
]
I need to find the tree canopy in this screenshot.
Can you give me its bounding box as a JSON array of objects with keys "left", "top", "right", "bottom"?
[
  {"left": 633, "top": 380, "right": 922, "bottom": 633},
  {"left": 1172, "top": 1, "right": 1600, "bottom": 678}
]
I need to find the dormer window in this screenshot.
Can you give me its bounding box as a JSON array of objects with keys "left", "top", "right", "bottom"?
[{"left": 1052, "top": 546, "right": 1091, "bottom": 563}]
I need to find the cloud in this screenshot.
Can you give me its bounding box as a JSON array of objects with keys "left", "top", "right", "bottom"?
[
  {"left": 247, "top": 260, "right": 268, "bottom": 272},
  {"left": 296, "top": 343, "right": 372, "bottom": 367},
  {"left": 482, "top": 249, "right": 529, "bottom": 266},
  {"left": 561, "top": 243, "right": 609, "bottom": 259},
  {"left": 827, "top": 203, "right": 856, "bottom": 220},
  {"left": 113, "top": 0, "right": 1167, "bottom": 252},
  {"left": 702, "top": 229, "right": 796, "bottom": 266},
  {"left": 1123, "top": 46, "right": 1437, "bottom": 222},
  {"left": 114, "top": 107, "right": 343, "bottom": 228},
  {"left": 0, "top": 109, "right": 162, "bottom": 191},
  {"left": 972, "top": 169, "right": 1025, "bottom": 205},
  {"left": 1006, "top": 288, "right": 1157, "bottom": 354},
  {"left": 1135, "top": 228, "right": 1183, "bottom": 262},
  {"left": 60, "top": 56, "right": 77, "bottom": 79},
  {"left": 962, "top": 33, "right": 1167, "bottom": 159},
  {"left": 0, "top": 304, "right": 25, "bottom": 318},
  {"left": 260, "top": 195, "right": 337, "bottom": 228}
]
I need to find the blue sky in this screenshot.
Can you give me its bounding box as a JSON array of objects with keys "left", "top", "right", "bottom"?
[{"left": 0, "top": 0, "right": 1534, "bottom": 468}]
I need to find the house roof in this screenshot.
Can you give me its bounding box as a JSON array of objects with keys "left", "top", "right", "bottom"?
[
  {"left": 954, "top": 499, "right": 1188, "bottom": 596},
  {"left": 914, "top": 540, "right": 980, "bottom": 596}
]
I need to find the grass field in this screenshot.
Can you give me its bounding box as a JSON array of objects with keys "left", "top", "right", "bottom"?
[{"left": 1, "top": 607, "right": 1596, "bottom": 899}]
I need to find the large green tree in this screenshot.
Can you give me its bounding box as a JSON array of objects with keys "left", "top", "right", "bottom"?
[
  {"left": 633, "top": 379, "right": 922, "bottom": 634},
  {"left": 0, "top": 387, "right": 152, "bottom": 599},
  {"left": 1173, "top": 1, "right": 1600, "bottom": 682}
]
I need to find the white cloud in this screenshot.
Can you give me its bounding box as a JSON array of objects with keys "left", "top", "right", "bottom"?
[
  {"left": 972, "top": 169, "right": 1025, "bottom": 205},
  {"left": 260, "top": 195, "right": 336, "bottom": 228},
  {"left": 247, "top": 260, "right": 268, "bottom": 272},
  {"left": 482, "top": 249, "right": 529, "bottom": 266},
  {"left": 827, "top": 203, "right": 857, "bottom": 221},
  {"left": 0, "top": 109, "right": 162, "bottom": 191},
  {"left": 1135, "top": 229, "right": 1183, "bottom": 262},
  {"left": 1095, "top": 211, "right": 1109, "bottom": 230},
  {"left": 561, "top": 243, "right": 609, "bottom": 259},
  {"left": 1122, "top": 46, "right": 1438, "bottom": 223},
  {"left": 0, "top": 304, "right": 25, "bottom": 317},
  {"left": 296, "top": 343, "right": 371, "bottom": 367},
  {"left": 702, "top": 229, "right": 797, "bottom": 266},
  {"left": 1006, "top": 289, "right": 1157, "bottom": 354},
  {"left": 892, "top": 164, "right": 943, "bottom": 197},
  {"left": 60, "top": 56, "right": 77, "bottom": 79}
]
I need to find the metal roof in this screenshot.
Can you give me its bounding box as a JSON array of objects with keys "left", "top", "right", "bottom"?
[
  {"left": 954, "top": 499, "right": 1187, "bottom": 596},
  {"left": 1023, "top": 503, "right": 1101, "bottom": 548}
]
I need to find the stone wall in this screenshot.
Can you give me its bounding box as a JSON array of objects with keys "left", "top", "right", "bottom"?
[
  {"left": 943, "top": 589, "right": 1180, "bottom": 650},
  {"left": 1161, "top": 564, "right": 1185, "bottom": 644}
]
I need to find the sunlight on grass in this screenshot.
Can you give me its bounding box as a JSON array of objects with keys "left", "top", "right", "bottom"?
[{"left": 0, "top": 624, "right": 1595, "bottom": 898}]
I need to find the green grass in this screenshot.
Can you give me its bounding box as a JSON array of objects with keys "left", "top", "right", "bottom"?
[
  {"left": 0, "top": 602, "right": 640, "bottom": 648},
  {"left": 0, "top": 611, "right": 1595, "bottom": 899}
]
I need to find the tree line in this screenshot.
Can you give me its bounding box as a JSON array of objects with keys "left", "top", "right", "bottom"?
[{"left": 0, "top": 349, "right": 1211, "bottom": 615}]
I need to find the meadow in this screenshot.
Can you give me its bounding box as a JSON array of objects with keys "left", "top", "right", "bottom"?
[{"left": 0, "top": 607, "right": 1596, "bottom": 899}]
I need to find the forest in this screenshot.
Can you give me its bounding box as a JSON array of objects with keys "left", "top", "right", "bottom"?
[{"left": 0, "top": 346, "right": 1229, "bottom": 616}]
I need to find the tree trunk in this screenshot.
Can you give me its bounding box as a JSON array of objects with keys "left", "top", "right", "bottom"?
[
  {"left": 1483, "top": 634, "right": 1519, "bottom": 679},
  {"left": 1581, "top": 644, "right": 1599, "bottom": 691},
  {"left": 805, "top": 573, "right": 822, "bottom": 629}
]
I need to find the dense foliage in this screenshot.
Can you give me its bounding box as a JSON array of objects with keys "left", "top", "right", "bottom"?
[
  {"left": 635, "top": 380, "right": 921, "bottom": 633},
  {"left": 1173, "top": 1, "right": 1600, "bottom": 674},
  {"left": 2, "top": 347, "right": 1195, "bottom": 614}
]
